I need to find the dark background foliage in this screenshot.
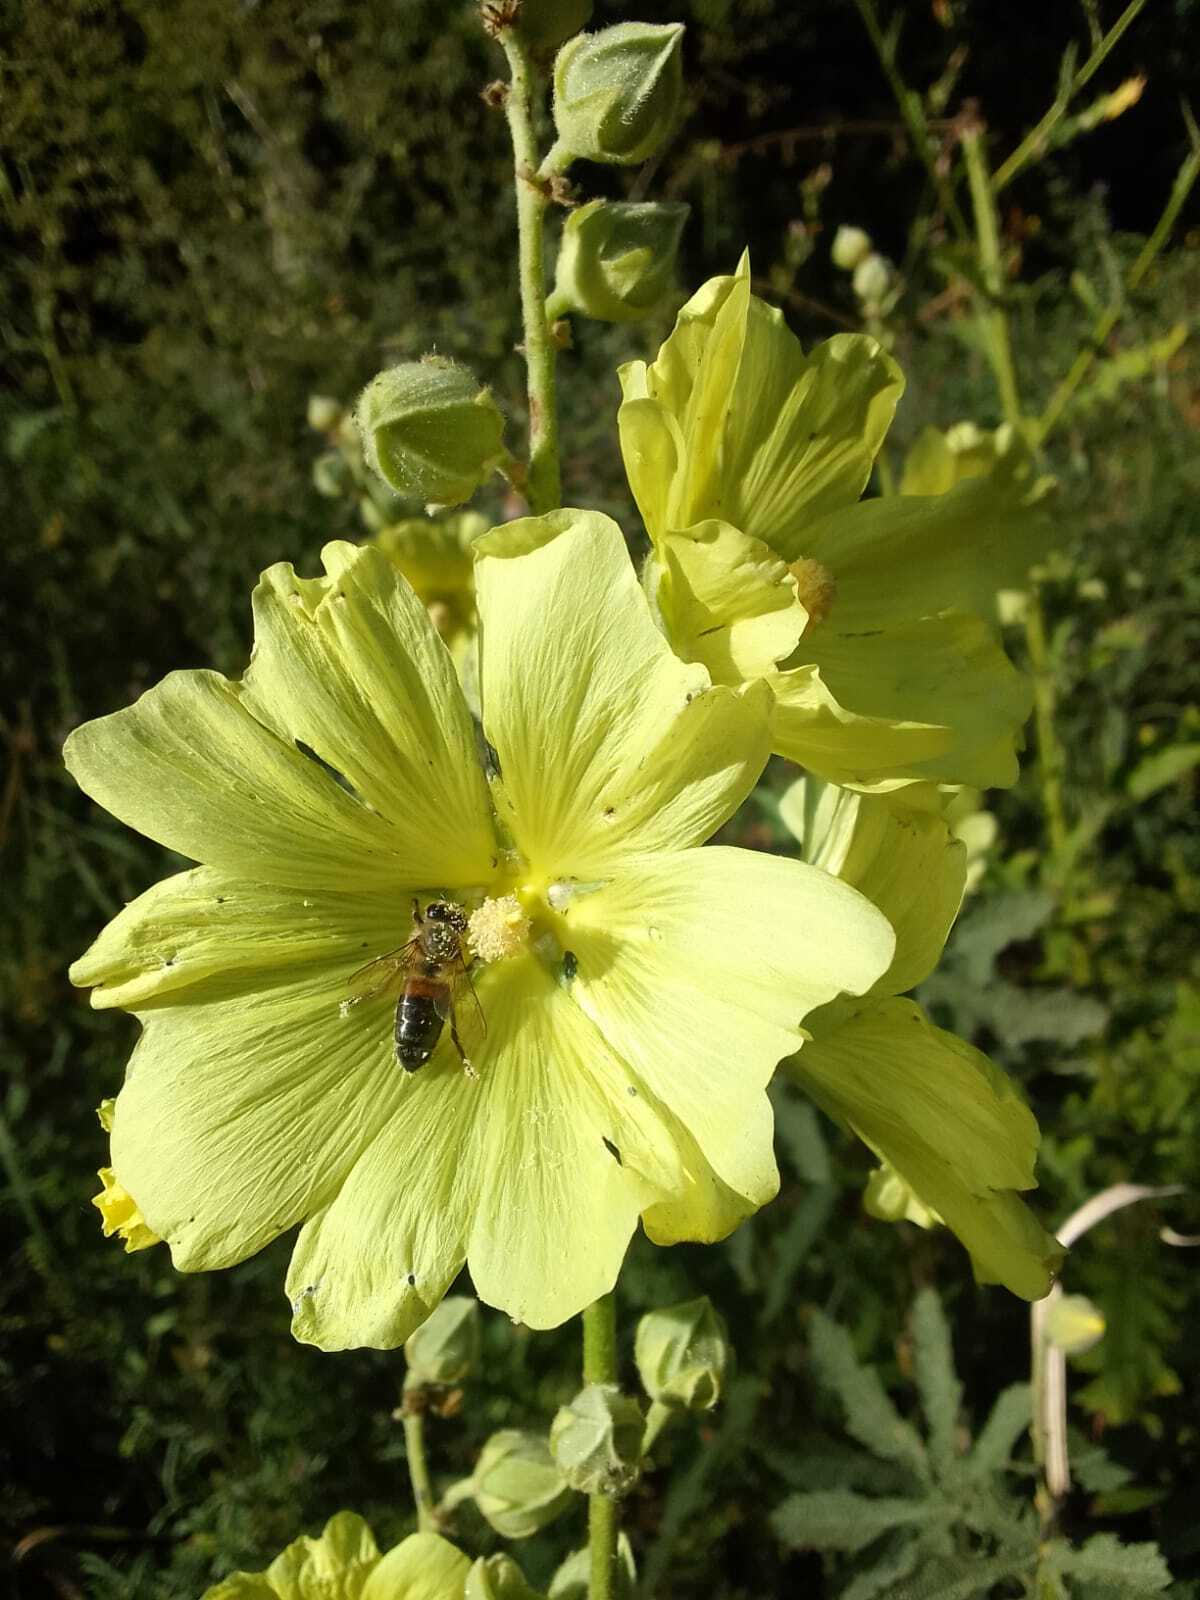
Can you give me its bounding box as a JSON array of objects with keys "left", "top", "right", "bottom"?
[{"left": 3, "top": 1, "right": 1199, "bottom": 1595}]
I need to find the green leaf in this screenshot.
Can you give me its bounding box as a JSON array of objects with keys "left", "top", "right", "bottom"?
[
  {"left": 1044, "top": 1532, "right": 1172, "bottom": 1594},
  {"left": 769, "top": 1490, "right": 939, "bottom": 1554},
  {"left": 839, "top": 1537, "right": 922, "bottom": 1600},
  {"left": 909, "top": 1290, "right": 962, "bottom": 1478},
  {"left": 968, "top": 1384, "right": 1032, "bottom": 1476},
  {"left": 1127, "top": 742, "right": 1200, "bottom": 801},
  {"left": 808, "top": 1312, "right": 929, "bottom": 1482}
]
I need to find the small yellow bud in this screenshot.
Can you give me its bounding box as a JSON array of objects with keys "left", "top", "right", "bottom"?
[
  {"left": 852, "top": 251, "right": 897, "bottom": 307},
  {"left": 466, "top": 1553, "right": 545, "bottom": 1600},
  {"left": 404, "top": 1295, "right": 481, "bottom": 1387},
  {"left": 552, "top": 200, "right": 689, "bottom": 323},
  {"left": 634, "top": 1296, "right": 730, "bottom": 1412},
  {"left": 831, "top": 224, "right": 873, "bottom": 271},
  {"left": 472, "top": 1430, "right": 573, "bottom": 1540},
  {"left": 1045, "top": 1293, "right": 1106, "bottom": 1356}
]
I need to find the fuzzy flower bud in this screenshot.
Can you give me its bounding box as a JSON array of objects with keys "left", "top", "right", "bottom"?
[
  {"left": 830, "top": 224, "right": 873, "bottom": 271},
  {"left": 516, "top": 0, "right": 593, "bottom": 52},
  {"left": 552, "top": 200, "right": 689, "bottom": 323},
  {"left": 472, "top": 1430, "right": 573, "bottom": 1540},
  {"left": 466, "top": 1553, "right": 546, "bottom": 1600},
  {"left": 306, "top": 393, "right": 343, "bottom": 433},
  {"left": 851, "top": 251, "right": 896, "bottom": 308},
  {"left": 1045, "top": 1293, "right": 1106, "bottom": 1356},
  {"left": 312, "top": 449, "right": 354, "bottom": 499},
  {"left": 356, "top": 357, "right": 506, "bottom": 509},
  {"left": 404, "top": 1295, "right": 481, "bottom": 1388},
  {"left": 553, "top": 23, "right": 685, "bottom": 166},
  {"left": 634, "top": 1296, "right": 730, "bottom": 1412},
  {"left": 550, "top": 1384, "right": 643, "bottom": 1497}
]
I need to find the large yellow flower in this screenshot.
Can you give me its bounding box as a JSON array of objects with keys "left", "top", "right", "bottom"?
[
  {"left": 618, "top": 257, "right": 1052, "bottom": 791},
  {"left": 67, "top": 511, "right": 893, "bottom": 1350},
  {"left": 203, "top": 1512, "right": 469, "bottom": 1600}
]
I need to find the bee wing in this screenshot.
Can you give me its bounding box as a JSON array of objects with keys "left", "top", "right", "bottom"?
[
  {"left": 345, "top": 938, "right": 420, "bottom": 1000},
  {"left": 440, "top": 958, "right": 487, "bottom": 1058}
]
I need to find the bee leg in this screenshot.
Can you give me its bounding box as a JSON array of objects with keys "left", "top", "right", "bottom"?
[{"left": 449, "top": 1014, "right": 478, "bottom": 1080}]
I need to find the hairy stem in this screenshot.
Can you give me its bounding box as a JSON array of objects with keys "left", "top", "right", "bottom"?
[
  {"left": 402, "top": 1401, "right": 437, "bottom": 1533},
  {"left": 501, "top": 33, "right": 562, "bottom": 514},
  {"left": 583, "top": 1293, "right": 619, "bottom": 1600}
]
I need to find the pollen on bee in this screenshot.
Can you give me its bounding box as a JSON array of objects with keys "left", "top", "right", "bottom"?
[
  {"left": 788, "top": 556, "right": 837, "bottom": 630},
  {"left": 468, "top": 894, "right": 531, "bottom": 963}
]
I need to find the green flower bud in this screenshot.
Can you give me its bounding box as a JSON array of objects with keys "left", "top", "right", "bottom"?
[
  {"left": 549, "top": 1384, "right": 643, "bottom": 1498},
  {"left": 472, "top": 1430, "right": 573, "bottom": 1540},
  {"left": 1045, "top": 1293, "right": 1106, "bottom": 1356},
  {"left": 548, "top": 1536, "right": 637, "bottom": 1600},
  {"left": 551, "top": 200, "right": 689, "bottom": 323},
  {"left": 466, "top": 1553, "right": 547, "bottom": 1600},
  {"left": 312, "top": 450, "right": 353, "bottom": 499},
  {"left": 851, "top": 251, "right": 896, "bottom": 307},
  {"left": 830, "top": 225, "right": 873, "bottom": 271},
  {"left": 355, "top": 357, "right": 506, "bottom": 508},
  {"left": 307, "top": 393, "right": 343, "bottom": 432},
  {"left": 634, "top": 1296, "right": 730, "bottom": 1412},
  {"left": 553, "top": 23, "right": 685, "bottom": 167},
  {"left": 516, "top": 0, "right": 593, "bottom": 52},
  {"left": 404, "top": 1295, "right": 481, "bottom": 1388}
]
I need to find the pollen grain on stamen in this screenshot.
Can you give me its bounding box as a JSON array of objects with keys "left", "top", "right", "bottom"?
[
  {"left": 788, "top": 557, "right": 837, "bottom": 630},
  {"left": 468, "top": 894, "right": 531, "bottom": 964}
]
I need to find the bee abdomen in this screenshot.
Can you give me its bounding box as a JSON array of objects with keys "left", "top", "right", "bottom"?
[{"left": 395, "top": 985, "right": 445, "bottom": 1071}]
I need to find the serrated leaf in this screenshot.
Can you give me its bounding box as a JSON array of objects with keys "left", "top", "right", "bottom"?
[
  {"left": 891, "top": 1553, "right": 1031, "bottom": 1600},
  {"left": 1044, "top": 1532, "right": 1171, "bottom": 1594},
  {"left": 969, "top": 1383, "right": 1032, "bottom": 1475},
  {"left": 809, "top": 1312, "right": 930, "bottom": 1483},
  {"left": 769, "top": 1490, "right": 938, "bottom": 1554},
  {"left": 910, "top": 1290, "right": 962, "bottom": 1478},
  {"left": 756, "top": 1437, "right": 911, "bottom": 1496}
]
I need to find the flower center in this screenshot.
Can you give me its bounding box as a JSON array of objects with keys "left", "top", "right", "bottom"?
[
  {"left": 468, "top": 893, "right": 532, "bottom": 963},
  {"left": 788, "top": 557, "right": 837, "bottom": 631}
]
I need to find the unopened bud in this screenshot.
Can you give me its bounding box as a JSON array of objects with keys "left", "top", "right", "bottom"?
[
  {"left": 550, "top": 1384, "right": 643, "bottom": 1498},
  {"left": 356, "top": 358, "right": 506, "bottom": 508},
  {"left": 831, "top": 225, "right": 872, "bottom": 271},
  {"left": 852, "top": 251, "right": 896, "bottom": 307},
  {"left": 553, "top": 23, "right": 685, "bottom": 167},
  {"left": 404, "top": 1295, "right": 481, "bottom": 1388},
  {"left": 1045, "top": 1293, "right": 1106, "bottom": 1356},
  {"left": 466, "top": 1554, "right": 546, "bottom": 1600},
  {"left": 552, "top": 200, "right": 689, "bottom": 323},
  {"left": 306, "top": 393, "right": 343, "bottom": 432},
  {"left": 473, "top": 1430, "right": 573, "bottom": 1540},
  {"left": 516, "top": 0, "right": 593, "bottom": 52},
  {"left": 634, "top": 1296, "right": 730, "bottom": 1412},
  {"left": 548, "top": 1535, "right": 637, "bottom": 1599},
  {"left": 312, "top": 450, "right": 354, "bottom": 499}
]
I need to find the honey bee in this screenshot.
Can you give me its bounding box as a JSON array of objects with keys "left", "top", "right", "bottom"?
[{"left": 345, "top": 899, "right": 484, "bottom": 1075}]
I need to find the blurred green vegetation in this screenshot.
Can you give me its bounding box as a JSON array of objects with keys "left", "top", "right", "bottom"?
[{"left": 3, "top": 0, "right": 1199, "bottom": 1595}]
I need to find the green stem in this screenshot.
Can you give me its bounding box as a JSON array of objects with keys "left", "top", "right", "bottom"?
[
  {"left": 583, "top": 1294, "right": 618, "bottom": 1600},
  {"left": 851, "top": 0, "right": 969, "bottom": 240},
  {"left": 993, "top": 0, "right": 1148, "bottom": 193},
  {"left": 501, "top": 34, "right": 562, "bottom": 514},
  {"left": 402, "top": 1402, "right": 437, "bottom": 1532},
  {"left": 1034, "top": 132, "right": 1200, "bottom": 445},
  {"left": 961, "top": 121, "right": 1022, "bottom": 428}
]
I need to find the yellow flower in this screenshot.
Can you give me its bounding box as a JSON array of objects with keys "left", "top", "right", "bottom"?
[
  {"left": 202, "top": 1512, "right": 469, "bottom": 1600},
  {"left": 618, "top": 256, "right": 1053, "bottom": 791},
  {"left": 780, "top": 777, "right": 1062, "bottom": 1298},
  {"left": 92, "top": 1099, "right": 160, "bottom": 1252},
  {"left": 67, "top": 511, "right": 893, "bottom": 1349}
]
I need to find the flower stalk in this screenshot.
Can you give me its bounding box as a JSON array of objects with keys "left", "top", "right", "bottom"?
[
  {"left": 402, "top": 1397, "right": 438, "bottom": 1533},
  {"left": 501, "top": 31, "right": 562, "bottom": 513},
  {"left": 960, "top": 117, "right": 1021, "bottom": 429},
  {"left": 583, "top": 1294, "right": 619, "bottom": 1600}
]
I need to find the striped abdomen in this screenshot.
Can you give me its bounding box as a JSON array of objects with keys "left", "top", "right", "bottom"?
[{"left": 395, "top": 971, "right": 449, "bottom": 1071}]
